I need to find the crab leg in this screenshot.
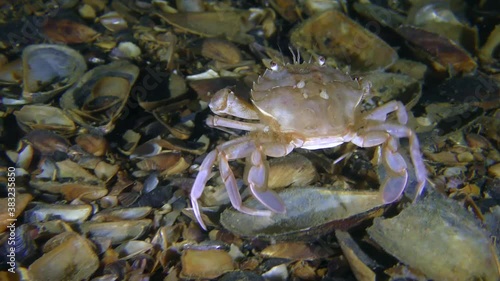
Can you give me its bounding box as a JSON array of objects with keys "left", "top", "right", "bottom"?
[
  {"left": 219, "top": 150, "right": 273, "bottom": 217},
  {"left": 191, "top": 150, "right": 218, "bottom": 230},
  {"left": 380, "top": 136, "right": 409, "bottom": 203},
  {"left": 365, "top": 101, "right": 408, "bottom": 125},
  {"left": 364, "top": 124, "right": 427, "bottom": 201},
  {"left": 351, "top": 131, "right": 408, "bottom": 202},
  {"left": 191, "top": 136, "right": 280, "bottom": 230},
  {"left": 191, "top": 137, "right": 253, "bottom": 229},
  {"left": 246, "top": 149, "right": 286, "bottom": 213},
  {"left": 206, "top": 115, "right": 266, "bottom": 131}
]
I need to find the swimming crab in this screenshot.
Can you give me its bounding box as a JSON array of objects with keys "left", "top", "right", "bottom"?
[{"left": 191, "top": 58, "right": 427, "bottom": 230}]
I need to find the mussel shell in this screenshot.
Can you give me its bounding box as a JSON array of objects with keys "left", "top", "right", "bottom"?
[
  {"left": 367, "top": 192, "right": 499, "bottom": 281},
  {"left": 25, "top": 203, "right": 93, "bottom": 223},
  {"left": 353, "top": 3, "right": 405, "bottom": 31},
  {"left": 22, "top": 44, "right": 87, "bottom": 103},
  {"left": 290, "top": 10, "right": 398, "bottom": 72},
  {"left": 0, "top": 224, "right": 37, "bottom": 265},
  {"left": 28, "top": 232, "right": 99, "bottom": 280},
  {"left": 14, "top": 105, "right": 76, "bottom": 136},
  {"left": 220, "top": 187, "right": 388, "bottom": 241},
  {"left": 80, "top": 219, "right": 152, "bottom": 245},
  {"left": 397, "top": 26, "right": 477, "bottom": 74},
  {"left": 155, "top": 9, "right": 267, "bottom": 44},
  {"left": 60, "top": 60, "right": 139, "bottom": 134}
]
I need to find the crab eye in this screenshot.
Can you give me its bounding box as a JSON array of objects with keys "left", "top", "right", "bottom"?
[
  {"left": 270, "top": 61, "right": 279, "bottom": 71},
  {"left": 318, "top": 56, "right": 326, "bottom": 66}
]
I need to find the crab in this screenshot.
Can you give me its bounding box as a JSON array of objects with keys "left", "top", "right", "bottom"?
[{"left": 191, "top": 58, "right": 427, "bottom": 230}]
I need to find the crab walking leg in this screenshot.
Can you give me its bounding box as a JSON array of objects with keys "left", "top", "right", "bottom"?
[
  {"left": 351, "top": 131, "right": 407, "bottom": 202},
  {"left": 365, "top": 101, "right": 408, "bottom": 125},
  {"left": 246, "top": 148, "right": 286, "bottom": 213},
  {"left": 366, "top": 124, "right": 427, "bottom": 200},
  {"left": 219, "top": 148, "right": 273, "bottom": 218},
  {"left": 408, "top": 134, "right": 427, "bottom": 199},
  {"left": 351, "top": 131, "right": 391, "bottom": 148},
  {"left": 191, "top": 150, "right": 218, "bottom": 230},
  {"left": 206, "top": 115, "right": 267, "bottom": 131},
  {"left": 191, "top": 136, "right": 260, "bottom": 229}
]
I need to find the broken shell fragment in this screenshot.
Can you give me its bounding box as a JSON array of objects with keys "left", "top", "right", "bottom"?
[
  {"left": 31, "top": 181, "right": 108, "bottom": 201},
  {"left": 0, "top": 194, "right": 33, "bottom": 232},
  {"left": 353, "top": 3, "right": 405, "bottom": 31},
  {"left": 42, "top": 19, "right": 99, "bottom": 44},
  {"left": 80, "top": 219, "right": 152, "bottom": 245},
  {"left": 115, "top": 240, "right": 153, "bottom": 260},
  {"left": 335, "top": 230, "right": 378, "bottom": 281},
  {"left": 91, "top": 207, "right": 152, "bottom": 222},
  {"left": 14, "top": 105, "right": 76, "bottom": 136},
  {"left": 362, "top": 72, "right": 422, "bottom": 109},
  {"left": 290, "top": 10, "right": 398, "bottom": 71},
  {"left": 489, "top": 163, "right": 500, "bottom": 178},
  {"left": 25, "top": 203, "right": 93, "bottom": 223},
  {"left": 28, "top": 232, "right": 99, "bottom": 280},
  {"left": 267, "top": 153, "right": 318, "bottom": 189},
  {"left": 75, "top": 133, "right": 109, "bottom": 157},
  {"left": 135, "top": 152, "right": 183, "bottom": 170},
  {"left": 181, "top": 247, "right": 236, "bottom": 279},
  {"left": 135, "top": 152, "right": 190, "bottom": 178},
  {"left": 53, "top": 159, "right": 101, "bottom": 183},
  {"left": 22, "top": 44, "right": 87, "bottom": 103},
  {"left": 0, "top": 224, "right": 38, "bottom": 264},
  {"left": 406, "top": 2, "right": 478, "bottom": 54},
  {"left": 260, "top": 242, "right": 333, "bottom": 260},
  {"left": 23, "top": 130, "right": 70, "bottom": 156},
  {"left": 94, "top": 161, "right": 119, "bottom": 182},
  {"left": 221, "top": 187, "right": 388, "bottom": 240},
  {"left": 119, "top": 130, "right": 142, "bottom": 156},
  {"left": 201, "top": 38, "right": 242, "bottom": 64},
  {"left": 155, "top": 9, "right": 275, "bottom": 44}
]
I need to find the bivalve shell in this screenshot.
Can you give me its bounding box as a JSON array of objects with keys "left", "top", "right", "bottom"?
[
  {"left": 14, "top": 105, "right": 76, "bottom": 136},
  {"left": 28, "top": 232, "right": 99, "bottom": 280},
  {"left": 290, "top": 10, "right": 398, "bottom": 71},
  {"left": 21, "top": 44, "right": 87, "bottom": 103},
  {"left": 60, "top": 61, "right": 139, "bottom": 134},
  {"left": 221, "top": 187, "right": 388, "bottom": 240}
]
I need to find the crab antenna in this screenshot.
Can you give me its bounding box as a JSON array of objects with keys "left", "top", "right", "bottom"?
[
  {"left": 275, "top": 44, "right": 286, "bottom": 65},
  {"left": 288, "top": 46, "right": 296, "bottom": 64}
]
